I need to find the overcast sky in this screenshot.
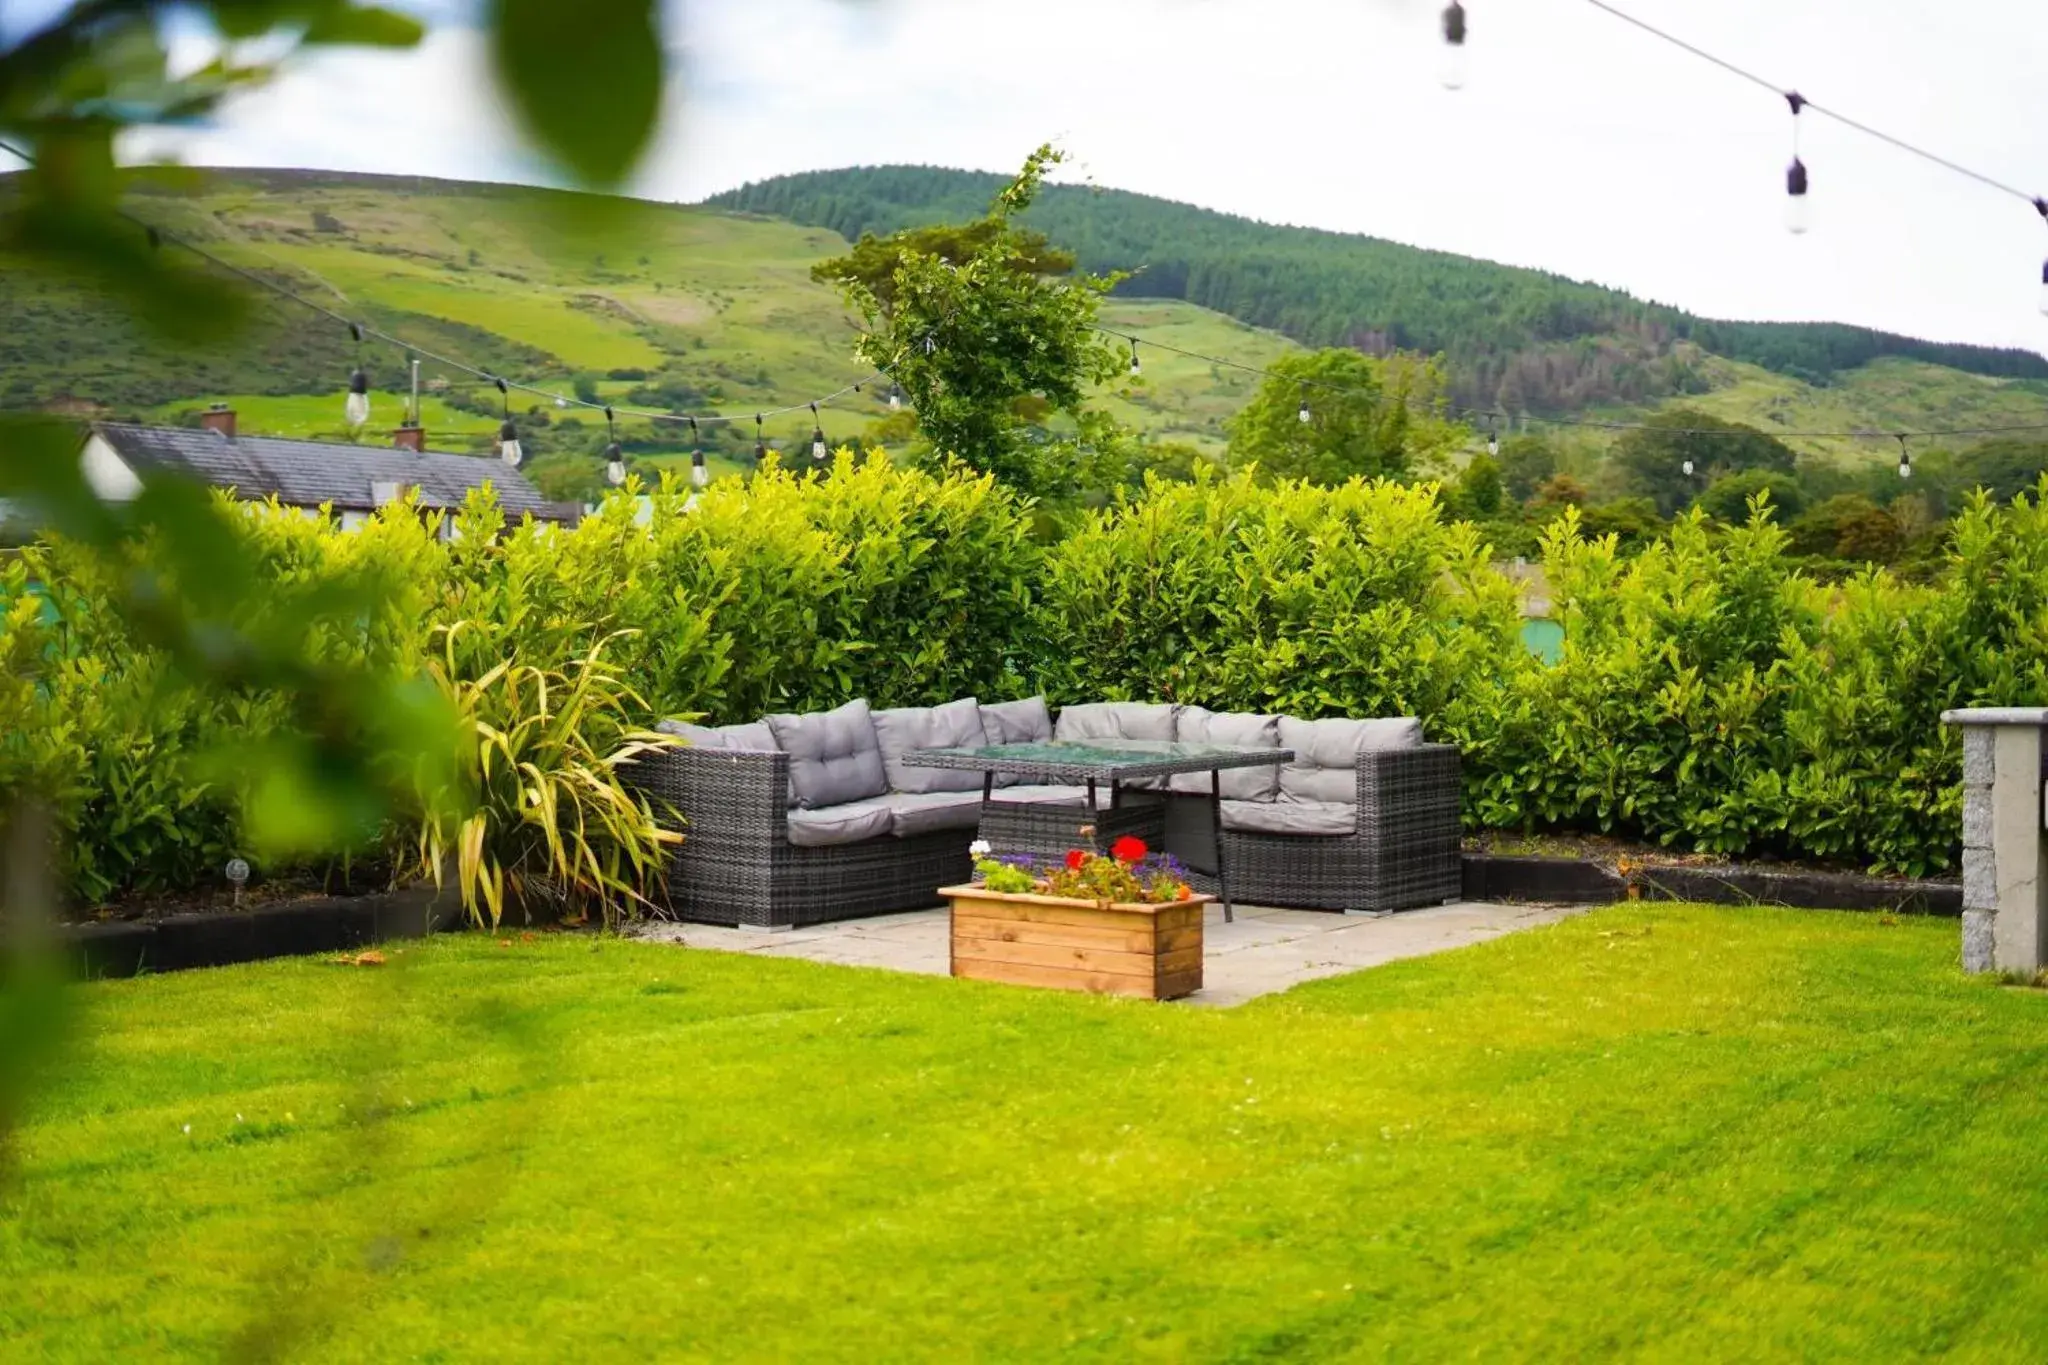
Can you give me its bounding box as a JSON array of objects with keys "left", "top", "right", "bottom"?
[{"left": 63, "top": 0, "right": 2048, "bottom": 355}]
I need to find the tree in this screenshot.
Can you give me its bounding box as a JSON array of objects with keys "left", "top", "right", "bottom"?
[
  {"left": 1496, "top": 433, "right": 1558, "bottom": 504},
  {"left": 1225, "top": 348, "right": 1460, "bottom": 485},
  {"left": 1955, "top": 438, "right": 2048, "bottom": 503},
  {"left": 1612, "top": 409, "right": 1797, "bottom": 515},
  {"left": 1695, "top": 469, "right": 1806, "bottom": 524},
  {"left": 812, "top": 146, "right": 1125, "bottom": 495},
  {"left": 1791, "top": 494, "right": 1902, "bottom": 563},
  {"left": 1448, "top": 452, "right": 1504, "bottom": 518}
]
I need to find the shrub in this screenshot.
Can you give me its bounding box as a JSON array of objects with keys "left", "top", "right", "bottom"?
[{"left": 407, "top": 626, "right": 680, "bottom": 929}]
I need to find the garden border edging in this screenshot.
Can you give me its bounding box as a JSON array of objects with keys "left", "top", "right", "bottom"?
[{"left": 1461, "top": 854, "right": 1961, "bottom": 916}]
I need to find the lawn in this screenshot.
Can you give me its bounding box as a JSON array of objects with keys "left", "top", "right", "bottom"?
[{"left": 4, "top": 904, "right": 2045, "bottom": 1360}]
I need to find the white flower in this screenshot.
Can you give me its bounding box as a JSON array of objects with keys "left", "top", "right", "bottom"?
[{"left": 968, "top": 839, "right": 992, "bottom": 858}]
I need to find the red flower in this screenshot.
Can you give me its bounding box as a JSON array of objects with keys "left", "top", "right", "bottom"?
[
  {"left": 1111, "top": 836, "right": 1147, "bottom": 864},
  {"left": 1064, "top": 849, "right": 1088, "bottom": 871}
]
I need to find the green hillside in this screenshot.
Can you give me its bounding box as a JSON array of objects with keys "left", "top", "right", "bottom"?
[
  {"left": 4, "top": 167, "right": 2046, "bottom": 497},
  {"left": 706, "top": 165, "right": 2048, "bottom": 415}
]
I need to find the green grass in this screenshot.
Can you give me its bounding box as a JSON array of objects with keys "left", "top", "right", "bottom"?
[{"left": 5, "top": 903, "right": 2046, "bottom": 1360}]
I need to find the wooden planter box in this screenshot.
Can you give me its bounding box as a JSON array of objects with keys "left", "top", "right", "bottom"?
[{"left": 938, "top": 885, "right": 1210, "bottom": 1000}]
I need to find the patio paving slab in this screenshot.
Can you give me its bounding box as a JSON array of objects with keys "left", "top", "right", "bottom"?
[{"left": 629, "top": 901, "right": 1583, "bottom": 1006}]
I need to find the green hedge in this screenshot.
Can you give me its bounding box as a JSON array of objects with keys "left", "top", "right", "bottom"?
[{"left": 9, "top": 457, "right": 2046, "bottom": 904}]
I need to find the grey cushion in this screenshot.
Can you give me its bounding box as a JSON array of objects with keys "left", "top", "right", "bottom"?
[
  {"left": 1220, "top": 798, "right": 1357, "bottom": 837},
  {"left": 986, "top": 784, "right": 1091, "bottom": 807},
  {"left": 980, "top": 696, "right": 1053, "bottom": 745},
  {"left": 1277, "top": 716, "right": 1424, "bottom": 805},
  {"left": 763, "top": 699, "right": 889, "bottom": 809},
  {"left": 1169, "top": 707, "right": 1283, "bottom": 800},
  {"left": 785, "top": 797, "right": 896, "bottom": 848},
  {"left": 872, "top": 697, "right": 989, "bottom": 794},
  {"left": 885, "top": 791, "right": 985, "bottom": 838},
  {"left": 1054, "top": 701, "right": 1179, "bottom": 743},
  {"left": 656, "top": 718, "right": 779, "bottom": 752}
]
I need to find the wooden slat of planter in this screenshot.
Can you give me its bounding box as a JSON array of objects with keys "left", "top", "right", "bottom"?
[
  {"left": 951, "top": 912, "right": 1185, "bottom": 954},
  {"left": 952, "top": 956, "right": 1164, "bottom": 999},
  {"left": 946, "top": 897, "right": 1163, "bottom": 932},
  {"left": 951, "top": 933, "right": 1161, "bottom": 978}
]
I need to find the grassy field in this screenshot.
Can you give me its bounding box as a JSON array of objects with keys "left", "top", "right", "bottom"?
[
  {"left": 12, "top": 168, "right": 2045, "bottom": 475},
  {"left": 4, "top": 903, "right": 2045, "bottom": 1360}
]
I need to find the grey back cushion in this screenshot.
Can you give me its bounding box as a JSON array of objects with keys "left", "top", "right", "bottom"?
[
  {"left": 872, "top": 697, "right": 989, "bottom": 794},
  {"left": 979, "top": 696, "right": 1053, "bottom": 746},
  {"left": 656, "top": 718, "right": 780, "bottom": 752},
  {"left": 1054, "top": 701, "right": 1179, "bottom": 743},
  {"left": 763, "top": 699, "right": 889, "bottom": 809},
  {"left": 1277, "top": 715, "right": 1424, "bottom": 804},
  {"left": 1169, "top": 707, "right": 1283, "bottom": 800}
]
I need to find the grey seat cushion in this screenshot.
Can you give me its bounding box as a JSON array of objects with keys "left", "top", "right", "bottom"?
[
  {"left": 985, "top": 784, "right": 1091, "bottom": 807},
  {"left": 872, "top": 697, "right": 989, "bottom": 794},
  {"left": 1054, "top": 701, "right": 1179, "bottom": 743},
  {"left": 1220, "top": 798, "right": 1357, "bottom": 837},
  {"left": 1276, "top": 716, "right": 1424, "bottom": 805},
  {"left": 655, "top": 718, "right": 780, "bottom": 752},
  {"left": 885, "top": 791, "right": 985, "bottom": 838},
  {"left": 763, "top": 699, "right": 889, "bottom": 809},
  {"left": 1169, "top": 707, "right": 1283, "bottom": 800},
  {"left": 980, "top": 696, "right": 1053, "bottom": 745},
  {"left": 785, "top": 797, "right": 895, "bottom": 848}
]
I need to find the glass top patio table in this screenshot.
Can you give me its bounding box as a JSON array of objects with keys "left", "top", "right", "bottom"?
[{"left": 902, "top": 739, "right": 1292, "bottom": 785}]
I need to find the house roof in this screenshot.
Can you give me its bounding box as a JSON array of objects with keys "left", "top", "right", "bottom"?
[{"left": 87, "top": 422, "right": 575, "bottom": 522}]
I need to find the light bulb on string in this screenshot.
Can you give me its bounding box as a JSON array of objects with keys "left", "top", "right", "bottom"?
[
  {"left": 1681, "top": 458, "right": 1695, "bottom": 478},
  {"left": 2036, "top": 199, "right": 2048, "bottom": 315},
  {"left": 1297, "top": 385, "right": 1311, "bottom": 424},
  {"left": 1439, "top": 2, "right": 1468, "bottom": 91},
  {"left": 494, "top": 377, "right": 521, "bottom": 466},
  {"left": 344, "top": 323, "right": 370, "bottom": 427},
  {"left": 810, "top": 403, "right": 828, "bottom": 462},
  {"left": 1896, "top": 435, "right": 1913, "bottom": 480},
  {"left": 1486, "top": 416, "right": 1499, "bottom": 458},
  {"left": 690, "top": 417, "right": 709, "bottom": 489},
  {"left": 1129, "top": 339, "right": 1142, "bottom": 377},
  {"left": 1784, "top": 92, "right": 1810, "bottom": 235},
  {"left": 604, "top": 406, "right": 625, "bottom": 487},
  {"left": 755, "top": 413, "right": 767, "bottom": 462},
  {"left": 889, "top": 385, "right": 903, "bottom": 411}
]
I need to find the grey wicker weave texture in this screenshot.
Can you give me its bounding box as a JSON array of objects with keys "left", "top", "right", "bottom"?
[
  {"left": 976, "top": 796, "right": 1166, "bottom": 868},
  {"left": 1207, "top": 745, "right": 1463, "bottom": 913},
  {"left": 626, "top": 747, "right": 970, "bottom": 929}
]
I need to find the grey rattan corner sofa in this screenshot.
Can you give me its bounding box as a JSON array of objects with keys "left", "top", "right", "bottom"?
[{"left": 628, "top": 696, "right": 1461, "bottom": 929}]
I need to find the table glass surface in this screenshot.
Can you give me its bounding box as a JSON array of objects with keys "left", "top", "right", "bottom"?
[{"left": 904, "top": 739, "right": 1291, "bottom": 775}]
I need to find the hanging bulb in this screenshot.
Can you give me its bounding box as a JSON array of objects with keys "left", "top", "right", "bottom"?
[
  {"left": 1129, "top": 339, "right": 1142, "bottom": 377},
  {"left": 1486, "top": 417, "right": 1499, "bottom": 457},
  {"left": 810, "top": 403, "right": 828, "bottom": 462},
  {"left": 498, "top": 417, "right": 522, "bottom": 467},
  {"left": 605, "top": 446, "right": 626, "bottom": 486},
  {"left": 755, "top": 413, "right": 767, "bottom": 462},
  {"left": 1785, "top": 158, "right": 1811, "bottom": 235},
  {"left": 345, "top": 367, "right": 370, "bottom": 427},
  {"left": 2038, "top": 259, "right": 2048, "bottom": 317},
  {"left": 1897, "top": 437, "right": 1913, "bottom": 480},
  {"left": 889, "top": 385, "right": 903, "bottom": 411},
  {"left": 1783, "top": 93, "right": 1809, "bottom": 236},
  {"left": 1681, "top": 458, "right": 1695, "bottom": 477},
  {"left": 690, "top": 417, "right": 708, "bottom": 488},
  {"left": 1297, "top": 387, "right": 1311, "bottom": 424},
  {"left": 1439, "top": 1, "right": 1468, "bottom": 91}
]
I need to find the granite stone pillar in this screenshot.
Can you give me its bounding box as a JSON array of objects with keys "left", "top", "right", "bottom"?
[{"left": 1941, "top": 708, "right": 2048, "bottom": 974}]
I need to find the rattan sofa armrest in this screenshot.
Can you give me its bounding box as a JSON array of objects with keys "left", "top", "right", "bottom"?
[
  {"left": 626, "top": 745, "right": 790, "bottom": 839},
  {"left": 1353, "top": 743, "right": 1462, "bottom": 833}
]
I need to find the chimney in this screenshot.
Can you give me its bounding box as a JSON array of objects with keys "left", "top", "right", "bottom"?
[
  {"left": 392, "top": 424, "right": 426, "bottom": 453},
  {"left": 198, "top": 404, "right": 236, "bottom": 439}
]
